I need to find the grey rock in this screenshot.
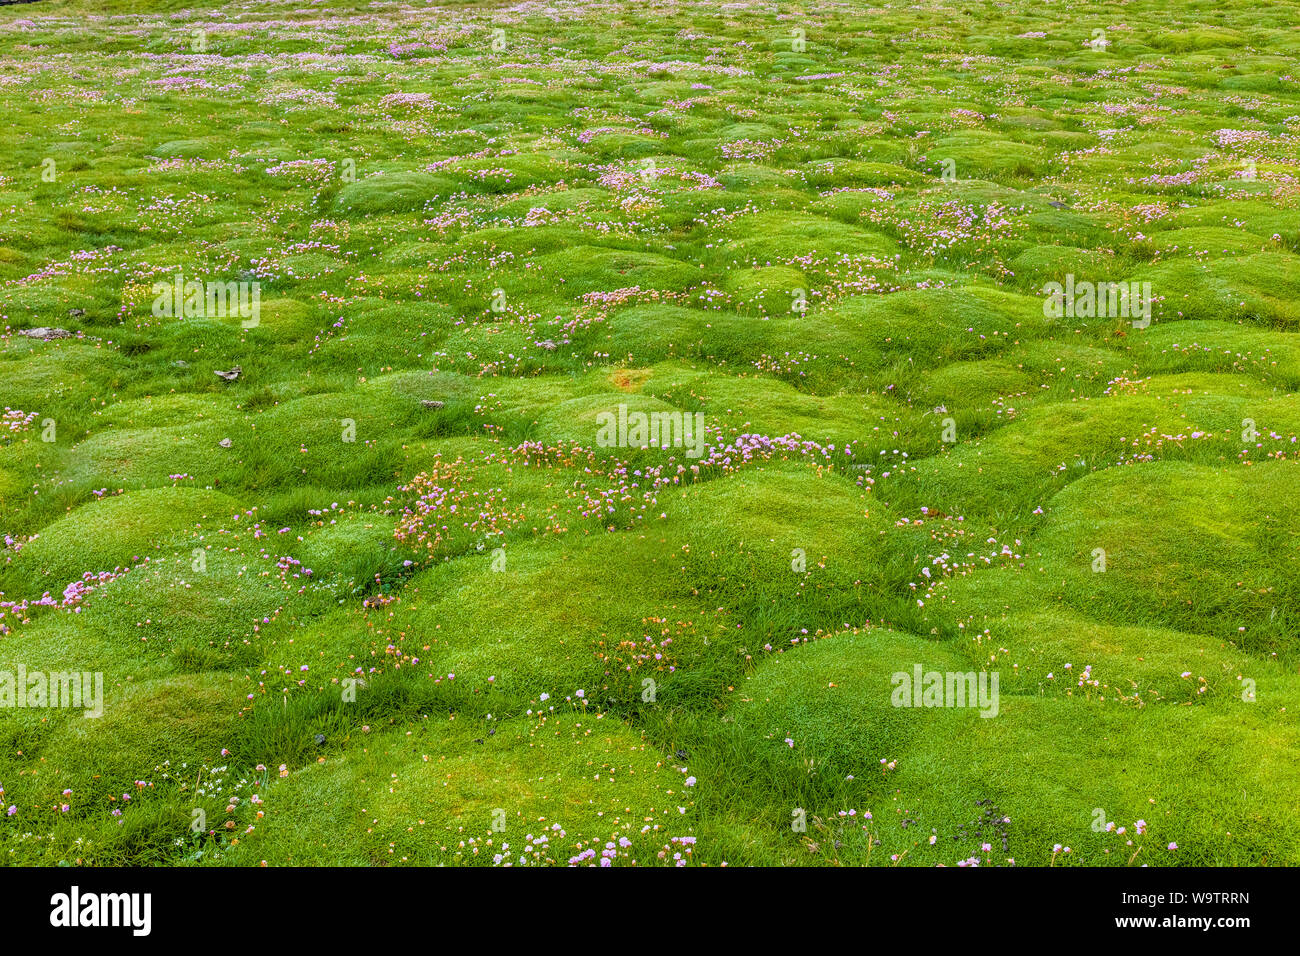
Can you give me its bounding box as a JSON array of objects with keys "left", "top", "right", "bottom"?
[
  {"left": 214, "top": 366, "right": 241, "bottom": 382},
  {"left": 18, "top": 327, "right": 73, "bottom": 340}
]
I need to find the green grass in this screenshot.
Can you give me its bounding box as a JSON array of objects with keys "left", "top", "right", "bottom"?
[{"left": 2, "top": 0, "right": 1299, "bottom": 867}]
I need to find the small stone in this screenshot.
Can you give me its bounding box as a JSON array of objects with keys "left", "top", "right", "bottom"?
[
  {"left": 1048, "top": 200, "right": 1068, "bottom": 209},
  {"left": 68, "top": 308, "right": 85, "bottom": 318},
  {"left": 218, "top": 438, "right": 233, "bottom": 448},
  {"left": 18, "top": 327, "right": 73, "bottom": 340},
  {"left": 314, "top": 733, "right": 326, "bottom": 746},
  {"left": 214, "top": 366, "right": 241, "bottom": 382},
  {"left": 172, "top": 360, "right": 190, "bottom": 369},
  {"left": 421, "top": 400, "right": 444, "bottom": 409},
  {"left": 537, "top": 339, "right": 557, "bottom": 351}
]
